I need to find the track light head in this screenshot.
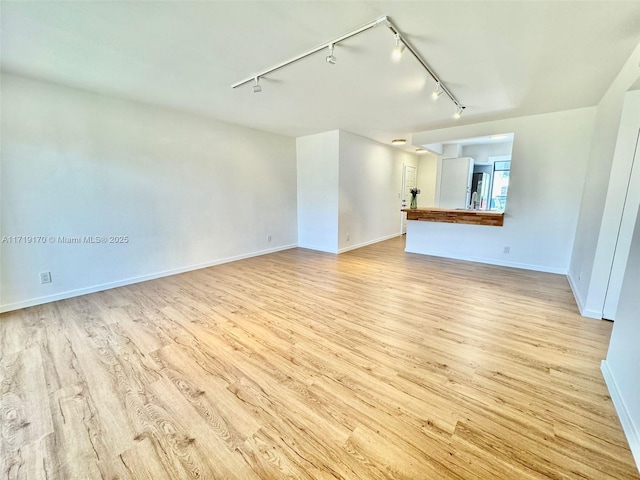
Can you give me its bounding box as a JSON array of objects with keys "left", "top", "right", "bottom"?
[
  {"left": 391, "top": 33, "right": 405, "bottom": 61},
  {"left": 453, "top": 105, "right": 465, "bottom": 119},
  {"left": 432, "top": 82, "right": 443, "bottom": 100},
  {"left": 252, "top": 77, "right": 262, "bottom": 93},
  {"left": 326, "top": 44, "right": 337, "bottom": 65}
]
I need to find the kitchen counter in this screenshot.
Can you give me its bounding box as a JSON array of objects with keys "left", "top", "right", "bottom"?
[{"left": 401, "top": 207, "right": 504, "bottom": 227}]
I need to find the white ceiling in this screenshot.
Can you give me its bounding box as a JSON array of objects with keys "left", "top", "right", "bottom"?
[{"left": 2, "top": 1, "right": 640, "bottom": 146}]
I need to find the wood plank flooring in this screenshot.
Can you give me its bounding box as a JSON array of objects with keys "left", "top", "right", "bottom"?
[{"left": 1, "top": 236, "right": 638, "bottom": 479}]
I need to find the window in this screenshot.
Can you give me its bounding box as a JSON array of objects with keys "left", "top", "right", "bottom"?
[{"left": 490, "top": 161, "right": 510, "bottom": 210}]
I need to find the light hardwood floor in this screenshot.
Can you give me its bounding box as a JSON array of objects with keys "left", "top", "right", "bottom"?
[{"left": 1, "top": 236, "right": 638, "bottom": 479}]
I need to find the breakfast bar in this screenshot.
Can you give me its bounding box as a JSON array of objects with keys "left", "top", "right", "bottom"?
[{"left": 402, "top": 207, "right": 504, "bottom": 227}]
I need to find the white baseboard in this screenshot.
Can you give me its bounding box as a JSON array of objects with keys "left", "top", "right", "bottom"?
[
  {"left": 0, "top": 244, "right": 297, "bottom": 313},
  {"left": 601, "top": 360, "right": 640, "bottom": 473},
  {"left": 298, "top": 233, "right": 402, "bottom": 255},
  {"left": 567, "top": 272, "right": 603, "bottom": 319},
  {"left": 337, "top": 232, "right": 401, "bottom": 254},
  {"left": 297, "top": 243, "right": 338, "bottom": 254},
  {"left": 403, "top": 248, "right": 567, "bottom": 275},
  {"left": 567, "top": 272, "right": 586, "bottom": 313},
  {"left": 583, "top": 308, "right": 605, "bottom": 319}
]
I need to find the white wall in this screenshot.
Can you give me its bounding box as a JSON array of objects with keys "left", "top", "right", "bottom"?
[
  {"left": 417, "top": 153, "right": 438, "bottom": 207},
  {"left": 409, "top": 107, "right": 596, "bottom": 274},
  {"left": 462, "top": 142, "right": 513, "bottom": 163},
  {"left": 570, "top": 41, "right": 640, "bottom": 318},
  {"left": 442, "top": 143, "right": 462, "bottom": 159},
  {"left": 337, "top": 131, "right": 417, "bottom": 252},
  {"left": 296, "top": 131, "right": 339, "bottom": 253},
  {"left": 296, "top": 130, "right": 417, "bottom": 254},
  {"left": 602, "top": 205, "right": 640, "bottom": 469},
  {"left": 0, "top": 73, "right": 298, "bottom": 312}
]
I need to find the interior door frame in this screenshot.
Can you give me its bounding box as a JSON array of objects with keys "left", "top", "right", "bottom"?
[
  {"left": 603, "top": 128, "right": 640, "bottom": 319},
  {"left": 401, "top": 163, "right": 417, "bottom": 234}
]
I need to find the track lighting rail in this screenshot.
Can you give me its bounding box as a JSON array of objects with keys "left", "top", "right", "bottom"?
[
  {"left": 231, "top": 16, "right": 386, "bottom": 89},
  {"left": 382, "top": 19, "right": 462, "bottom": 109},
  {"left": 232, "top": 15, "right": 464, "bottom": 114}
]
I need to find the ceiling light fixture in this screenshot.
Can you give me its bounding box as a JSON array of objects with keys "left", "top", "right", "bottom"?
[
  {"left": 416, "top": 148, "right": 428, "bottom": 154},
  {"left": 391, "top": 139, "right": 406, "bottom": 145},
  {"left": 432, "top": 82, "right": 443, "bottom": 100},
  {"left": 232, "top": 15, "right": 465, "bottom": 118},
  {"left": 391, "top": 33, "right": 405, "bottom": 61},
  {"left": 326, "top": 43, "right": 337, "bottom": 64},
  {"left": 453, "top": 105, "right": 465, "bottom": 119},
  {"left": 252, "top": 77, "right": 262, "bottom": 93}
]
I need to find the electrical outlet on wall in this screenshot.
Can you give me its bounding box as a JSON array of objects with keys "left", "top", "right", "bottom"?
[
  {"left": 267, "top": 235, "right": 272, "bottom": 243},
  {"left": 346, "top": 233, "right": 350, "bottom": 242},
  {"left": 503, "top": 246, "right": 511, "bottom": 254},
  {"left": 40, "top": 272, "right": 52, "bottom": 284}
]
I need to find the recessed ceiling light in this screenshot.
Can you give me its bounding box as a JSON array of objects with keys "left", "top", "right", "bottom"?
[
  {"left": 416, "top": 148, "right": 428, "bottom": 154},
  {"left": 391, "top": 139, "right": 406, "bottom": 145}
]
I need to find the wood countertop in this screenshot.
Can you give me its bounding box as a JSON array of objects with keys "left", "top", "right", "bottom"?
[{"left": 401, "top": 207, "right": 504, "bottom": 227}]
